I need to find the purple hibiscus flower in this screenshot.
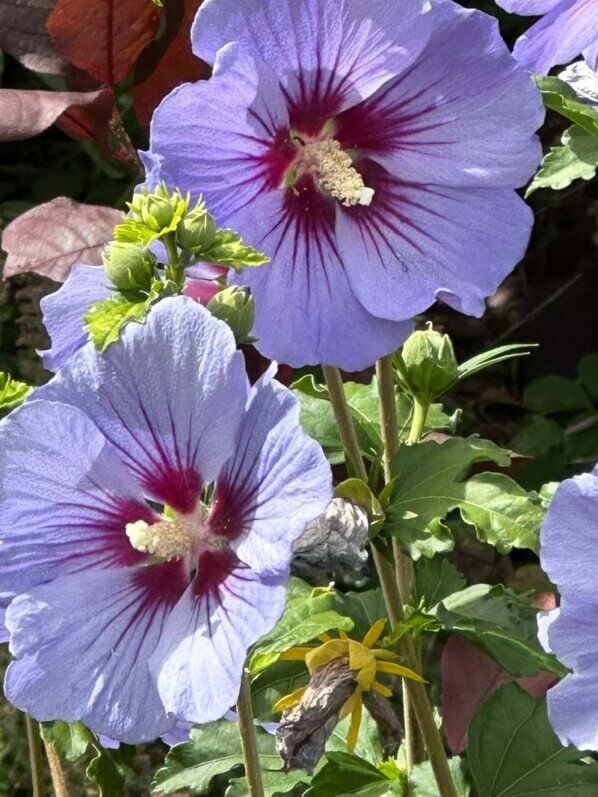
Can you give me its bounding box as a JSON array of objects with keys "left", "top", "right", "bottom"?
[
  {"left": 39, "top": 261, "right": 225, "bottom": 371},
  {"left": 144, "top": 0, "right": 543, "bottom": 371},
  {"left": 538, "top": 464, "right": 598, "bottom": 750},
  {"left": 0, "top": 298, "right": 331, "bottom": 742},
  {"left": 496, "top": 0, "right": 598, "bottom": 74}
]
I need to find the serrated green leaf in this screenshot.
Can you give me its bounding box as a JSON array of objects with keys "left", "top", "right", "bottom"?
[
  {"left": 251, "top": 659, "right": 310, "bottom": 720},
  {"left": 84, "top": 288, "right": 161, "bottom": 351},
  {"left": 308, "top": 752, "right": 395, "bottom": 797},
  {"left": 526, "top": 125, "right": 598, "bottom": 196},
  {"left": 249, "top": 587, "right": 353, "bottom": 673},
  {"left": 202, "top": 228, "right": 270, "bottom": 269},
  {"left": 226, "top": 768, "right": 309, "bottom": 796},
  {"left": 414, "top": 558, "right": 466, "bottom": 609},
  {"left": 468, "top": 683, "right": 598, "bottom": 796},
  {"left": 0, "top": 372, "right": 32, "bottom": 410},
  {"left": 435, "top": 584, "right": 564, "bottom": 677},
  {"left": 381, "top": 436, "right": 513, "bottom": 558},
  {"left": 327, "top": 708, "right": 385, "bottom": 765},
  {"left": 40, "top": 721, "right": 91, "bottom": 762},
  {"left": 537, "top": 76, "right": 598, "bottom": 136},
  {"left": 86, "top": 741, "right": 133, "bottom": 797},
  {"left": 459, "top": 472, "right": 544, "bottom": 553},
  {"left": 152, "top": 721, "right": 281, "bottom": 794}
]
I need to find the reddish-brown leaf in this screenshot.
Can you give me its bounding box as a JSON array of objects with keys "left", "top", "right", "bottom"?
[
  {"left": 47, "top": 0, "right": 162, "bottom": 86},
  {"left": 134, "top": 0, "right": 208, "bottom": 127},
  {"left": 2, "top": 198, "right": 123, "bottom": 282},
  {"left": 0, "top": 88, "right": 114, "bottom": 143},
  {"left": 440, "top": 634, "right": 557, "bottom": 753},
  {"left": 0, "top": 0, "right": 67, "bottom": 74}
]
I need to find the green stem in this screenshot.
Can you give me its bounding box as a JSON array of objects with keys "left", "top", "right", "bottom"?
[
  {"left": 237, "top": 671, "right": 265, "bottom": 797},
  {"left": 163, "top": 233, "right": 184, "bottom": 287},
  {"left": 376, "top": 357, "right": 420, "bottom": 769},
  {"left": 25, "top": 715, "right": 46, "bottom": 797},
  {"left": 408, "top": 397, "right": 429, "bottom": 445},
  {"left": 324, "top": 364, "right": 457, "bottom": 797}
]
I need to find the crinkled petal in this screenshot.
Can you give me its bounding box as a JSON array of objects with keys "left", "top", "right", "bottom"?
[
  {"left": 335, "top": 3, "right": 543, "bottom": 188},
  {"left": 512, "top": 0, "right": 598, "bottom": 74},
  {"left": 0, "top": 400, "right": 152, "bottom": 597},
  {"left": 147, "top": 44, "right": 293, "bottom": 222},
  {"left": 583, "top": 39, "right": 598, "bottom": 70},
  {"left": 337, "top": 162, "right": 533, "bottom": 320},
  {"left": 35, "top": 298, "right": 248, "bottom": 513},
  {"left": 227, "top": 186, "right": 412, "bottom": 369},
  {"left": 40, "top": 264, "right": 111, "bottom": 371},
  {"left": 150, "top": 551, "right": 287, "bottom": 722},
  {"left": 5, "top": 563, "right": 187, "bottom": 742},
  {"left": 192, "top": 0, "right": 432, "bottom": 125},
  {"left": 210, "top": 367, "right": 332, "bottom": 574},
  {"left": 495, "top": 0, "right": 563, "bottom": 13}
]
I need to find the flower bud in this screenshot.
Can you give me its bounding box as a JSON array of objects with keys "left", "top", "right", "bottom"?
[
  {"left": 103, "top": 242, "right": 156, "bottom": 292},
  {"left": 396, "top": 325, "right": 458, "bottom": 402},
  {"left": 207, "top": 286, "right": 254, "bottom": 343},
  {"left": 142, "top": 195, "right": 175, "bottom": 231},
  {"left": 177, "top": 207, "right": 217, "bottom": 252},
  {"left": 127, "top": 183, "right": 190, "bottom": 235}
]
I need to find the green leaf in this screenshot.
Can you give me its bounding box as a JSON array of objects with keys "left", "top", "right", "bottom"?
[
  {"left": 84, "top": 290, "right": 159, "bottom": 351},
  {"left": 226, "top": 768, "right": 309, "bottom": 796},
  {"left": 202, "top": 228, "right": 270, "bottom": 269},
  {"left": 458, "top": 472, "right": 544, "bottom": 553},
  {"left": 113, "top": 216, "right": 156, "bottom": 246},
  {"left": 328, "top": 708, "right": 385, "bottom": 765},
  {"left": 435, "top": 584, "right": 564, "bottom": 677},
  {"left": 526, "top": 125, "right": 598, "bottom": 196},
  {"left": 381, "top": 436, "right": 514, "bottom": 558},
  {"left": 40, "top": 721, "right": 91, "bottom": 762},
  {"left": 152, "top": 720, "right": 281, "bottom": 794},
  {"left": 524, "top": 374, "right": 592, "bottom": 414},
  {"left": 336, "top": 589, "right": 389, "bottom": 641},
  {"left": 414, "top": 558, "right": 466, "bottom": 609},
  {"left": 308, "top": 752, "right": 396, "bottom": 797},
  {"left": 86, "top": 741, "right": 133, "bottom": 797},
  {"left": 409, "top": 757, "right": 470, "bottom": 796},
  {"left": 335, "top": 478, "right": 385, "bottom": 537},
  {"left": 456, "top": 343, "right": 536, "bottom": 383},
  {"left": 0, "top": 372, "right": 32, "bottom": 409},
  {"left": 510, "top": 415, "right": 566, "bottom": 457},
  {"left": 249, "top": 586, "right": 353, "bottom": 673},
  {"left": 251, "top": 659, "right": 310, "bottom": 720},
  {"left": 468, "top": 683, "right": 598, "bottom": 796},
  {"left": 536, "top": 76, "right": 598, "bottom": 136},
  {"left": 578, "top": 352, "right": 598, "bottom": 401}
]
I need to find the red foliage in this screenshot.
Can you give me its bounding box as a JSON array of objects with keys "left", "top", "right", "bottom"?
[
  {"left": 134, "top": 0, "right": 209, "bottom": 127},
  {"left": 47, "top": 0, "right": 162, "bottom": 86}
]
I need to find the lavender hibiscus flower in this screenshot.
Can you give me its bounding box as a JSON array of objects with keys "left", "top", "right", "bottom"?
[
  {"left": 0, "top": 298, "right": 331, "bottom": 741},
  {"left": 538, "top": 464, "right": 598, "bottom": 750},
  {"left": 144, "top": 0, "right": 544, "bottom": 370},
  {"left": 495, "top": 0, "right": 598, "bottom": 74}
]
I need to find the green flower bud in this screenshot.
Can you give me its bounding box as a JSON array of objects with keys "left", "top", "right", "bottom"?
[
  {"left": 207, "top": 286, "right": 255, "bottom": 343},
  {"left": 396, "top": 324, "right": 458, "bottom": 402},
  {"left": 126, "top": 183, "right": 190, "bottom": 236},
  {"left": 142, "top": 195, "right": 175, "bottom": 231},
  {"left": 177, "top": 207, "right": 217, "bottom": 252},
  {"left": 103, "top": 242, "right": 156, "bottom": 292}
]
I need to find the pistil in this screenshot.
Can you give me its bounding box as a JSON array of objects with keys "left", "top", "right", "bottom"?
[{"left": 302, "top": 139, "right": 374, "bottom": 207}]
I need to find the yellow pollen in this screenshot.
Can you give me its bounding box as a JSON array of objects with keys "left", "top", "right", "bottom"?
[
  {"left": 304, "top": 139, "right": 374, "bottom": 207},
  {"left": 126, "top": 518, "right": 195, "bottom": 560}
]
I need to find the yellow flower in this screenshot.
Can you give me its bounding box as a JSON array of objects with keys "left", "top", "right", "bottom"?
[{"left": 272, "top": 619, "right": 424, "bottom": 751}]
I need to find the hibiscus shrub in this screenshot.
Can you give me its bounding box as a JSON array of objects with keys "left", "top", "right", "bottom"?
[{"left": 0, "top": 0, "right": 597, "bottom": 796}]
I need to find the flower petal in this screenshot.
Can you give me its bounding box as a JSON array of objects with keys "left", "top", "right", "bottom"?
[
  {"left": 334, "top": 3, "right": 543, "bottom": 188},
  {"left": 227, "top": 185, "right": 412, "bottom": 369},
  {"left": 0, "top": 400, "right": 152, "bottom": 598},
  {"left": 337, "top": 161, "right": 533, "bottom": 320},
  {"left": 147, "top": 43, "right": 293, "bottom": 222},
  {"left": 151, "top": 551, "right": 288, "bottom": 722},
  {"left": 583, "top": 40, "right": 598, "bottom": 70},
  {"left": 5, "top": 562, "right": 187, "bottom": 742},
  {"left": 495, "top": 0, "right": 563, "bottom": 13},
  {"left": 512, "top": 0, "right": 598, "bottom": 74},
  {"left": 40, "top": 264, "right": 111, "bottom": 371},
  {"left": 210, "top": 367, "right": 332, "bottom": 574},
  {"left": 192, "top": 0, "right": 432, "bottom": 125},
  {"left": 36, "top": 298, "right": 248, "bottom": 513}
]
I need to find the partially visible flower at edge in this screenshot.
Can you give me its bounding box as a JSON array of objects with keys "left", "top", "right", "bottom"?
[
  {"left": 273, "top": 619, "right": 423, "bottom": 750},
  {"left": 39, "top": 261, "right": 225, "bottom": 371},
  {"left": 0, "top": 298, "right": 332, "bottom": 742},
  {"left": 144, "top": 0, "right": 543, "bottom": 370},
  {"left": 495, "top": 0, "right": 598, "bottom": 74},
  {"left": 537, "top": 463, "right": 598, "bottom": 750}
]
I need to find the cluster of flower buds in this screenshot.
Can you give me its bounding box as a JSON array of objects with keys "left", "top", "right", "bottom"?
[
  {"left": 207, "top": 286, "right": 255, "bottom": 344},
  {"left": 176, "top": 200, "right": 217, "bottom": 253},
  {"left": 128, "top": 182, "right": 190, "bottom": 236},
  {"left": 394, "top": 324, "right": 459, "bottom": 405}
]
